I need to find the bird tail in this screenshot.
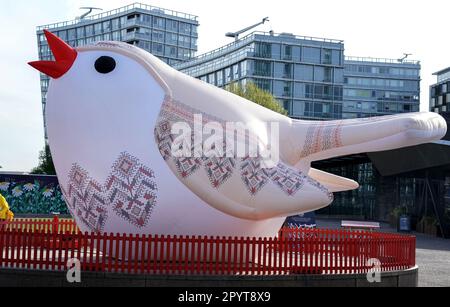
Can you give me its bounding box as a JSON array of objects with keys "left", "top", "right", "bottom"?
[
  {"left": 292, "top": 112, "right": 446, "bottom": 168},
  {"left": 289, "top": 112, "right": 446, "bottom": 192}
]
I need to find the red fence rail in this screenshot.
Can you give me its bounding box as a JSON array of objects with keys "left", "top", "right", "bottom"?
[{"left": 0, "top": 218, "right": 416, "bottom": 276}]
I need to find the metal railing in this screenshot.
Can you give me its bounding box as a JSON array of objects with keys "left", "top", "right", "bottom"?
[
  {"left": 37, "top": 2, "right": 198, "bottom": 31},
  {"left": 345, "top": 56, "right": 420, "bottom": 65}
]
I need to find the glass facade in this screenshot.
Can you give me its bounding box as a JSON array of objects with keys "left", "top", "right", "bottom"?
[
  {"left": 175, "top": 32, "right": 345, "bottom": 120},
  {"left": 430, "top": 67, "right": 450, "bottom": 114},
  {"left": 343, "top": 57, "right": 421, "bottom": 119},
  {"left": 37, "top": 3, "right": 199, "bottom": 139}
]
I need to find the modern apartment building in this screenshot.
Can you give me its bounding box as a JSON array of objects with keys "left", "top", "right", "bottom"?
[
  {"left": 343, "top": 57, "right": 421, "bottom": 119},
  {"left": 430, "top": 67, "right": 450, "bottom": 114},
  {"left": 175, "top": 31, "right": 346, "bottom": 120},
  {"left": 36, "top": 3, "right": 199, "bottom": 139}
]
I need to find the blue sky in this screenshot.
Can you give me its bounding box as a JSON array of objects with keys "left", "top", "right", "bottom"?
[{"left": 0, "top": 0, "right": 448, "bottom": 172}]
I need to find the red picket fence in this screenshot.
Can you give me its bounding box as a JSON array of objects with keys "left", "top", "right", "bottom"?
[
  {"left": 0, "top": 219, "right": 416, "bottom": 276},
  {"left": 1, "top": 217, "right": 79, "bottom": 234}
]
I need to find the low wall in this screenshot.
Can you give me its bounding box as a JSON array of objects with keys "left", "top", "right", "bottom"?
[{"left": 0, "top": 267, "right": 418, "bottom": 287}]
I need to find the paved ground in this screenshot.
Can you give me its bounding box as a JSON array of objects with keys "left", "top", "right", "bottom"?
[{"left": 316, "top": 218, "right": 450, "bottom": 287}]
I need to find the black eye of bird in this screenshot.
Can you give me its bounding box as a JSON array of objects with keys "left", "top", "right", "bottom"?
[{"left": 95, "top": 56, "right": 116, "bottom": 74}]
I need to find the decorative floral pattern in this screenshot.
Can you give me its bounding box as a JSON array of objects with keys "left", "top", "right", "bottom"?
[
  {"left": 0, "top": 176, "right": 67, "bottom": 215},
  {"left": 43, "top": 188, "right": 54, "bottom": 198},
  {"left": 23, "top": 183, "right": 36, "bottom": 192},
  {"left": 0, "top": 182, "right": 10, "bottom": 192},
  {"left": 12, "top": 187, "right": 24, "bottom": 198}
]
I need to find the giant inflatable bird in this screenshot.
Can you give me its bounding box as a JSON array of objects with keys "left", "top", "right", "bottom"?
[{"left": 29, "top": 30, "right": 447, "bottom": 238}]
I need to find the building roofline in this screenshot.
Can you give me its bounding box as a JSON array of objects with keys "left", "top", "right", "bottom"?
[
  {"left": 174, "top": 31, "right": 344, "bottom": 70},
  {"left": 37, "top": 2, "right": 198, "bottom": 31},
  {"left": 345, "top": 56, "right": 420, "bottom": 66},
  {"left": 433, "top": 66, "right": 450, "bottom": 76}
]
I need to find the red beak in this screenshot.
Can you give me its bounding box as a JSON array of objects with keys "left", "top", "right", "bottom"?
[{"left": 28, "top": 30, "right": 77, "bottom": 79}]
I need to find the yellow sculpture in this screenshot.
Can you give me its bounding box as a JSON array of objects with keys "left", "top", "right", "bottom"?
[{"left": 0, "top": 194, "right": 14, "bottom": 222}]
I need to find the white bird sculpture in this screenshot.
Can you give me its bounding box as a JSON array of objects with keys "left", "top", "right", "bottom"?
[{"left": 29, "top": 30, "right": 447, "bottom": 238}]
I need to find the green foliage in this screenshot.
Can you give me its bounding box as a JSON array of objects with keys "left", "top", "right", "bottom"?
[
  {"left": 226, "top": 82, "right": 288, "bottom": 116},
  {"left": 31, "top": 145, "right": 56, "bottom": 175}
]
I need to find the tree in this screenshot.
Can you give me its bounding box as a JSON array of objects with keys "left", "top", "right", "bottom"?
[
  {"left": 226, "top": 82, "right": 288, "bottom": 116},
  {"left": 31, "top": 145, "right": 56, "bottom": 175}
]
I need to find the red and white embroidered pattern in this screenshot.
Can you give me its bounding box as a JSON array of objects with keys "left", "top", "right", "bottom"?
[
  {"left": 67, "top": 165, "right": 108, "bottom": 233},
  {"left": 240, "top": 156, "right": 271, "bottom": 195},
  {"left": 300, "top": 122, "right": 343, "bottom": 159},
  {"left": 66, "top": 153, "right": 158, "bottom": 230},
  {"left": 105, "top": 153, "right": 158, "bottom": 229},
  {"left": 154, "top": 96, "right": 331, "bottom": 198},
  {"left": 268, "top": 164, "right": 306, "bottom": 196},
  {"left": 205, "top": 156, "right": 236, "bottom": 188}
]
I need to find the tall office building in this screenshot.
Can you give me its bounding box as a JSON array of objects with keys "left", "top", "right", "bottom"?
[
  {"left": 175, "top": 32, "right": 345, "bottom": 120},
  {"left": 430, "top": 67, "right": 450, "bottom": 114},
  {"left": 36, "top": 3, "right": 199, "bottom": 139},
  {"left": 343, "top": 57, "right": 421, "bottom": 119}
]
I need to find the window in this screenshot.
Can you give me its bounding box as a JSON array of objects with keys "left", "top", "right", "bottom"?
[
  {"left": 68, "top": 29, "right": 76, "bottom": 40},
  {"left": 334, "top": 69, "right": 344, "bottom": 83},
  {"left": 94, "top": 23, "right": 102, "bottom": 34},
  {"left": 233, "top": 64, "right": 240, "bottom": 80},
  {"left": 85, "top": 25, "right": 93, "bottom": 36},
  {"left": 142, "top": 14, "right": 152, "bottom": 24},
  {"left": 191, "top": 37, "right": 198, "bottom": 49},
  {"left": 208, "top": 73, "right": 216, "bottom": 85},
  {"left": 332, "top": 50, "right": 341, "bottom": 65},
  {"left": 324, "top": 67, "right": 333, "bottom": 82},
  {"left": 255, "top": 42, "right": 271, "bottom": 58},
  {"left": 178, "top": 48, "right": 191, "bottom": 59},
  {"left": 253, "top": 78, "right": 272, "bottom": 92},
  {"left": 179, "top": 35, "right": 190, "bottom": 48},
  {"left": 241, "top": 61, "right": 248, "bottom": 77},
  {"left": 305, "top": 84, "right": 314, "bottom": 98},
  {"left": 166, "top": 33, "right": 178, "bottom": 45},
  {"left": 225, "top": 67, "right": 232, "bottom": 83},
  {"left": 302, "top": 47, "right": 320, "bottom": 63},
  {"left": 314, "top": 67, "right": 324, "bottom": 82},
  {"left": 152, "top": 30, "right": 165, "bottom": 42},
  {"left": 322, "top": 49, "right": 332, "bottom": 65},
  {"left": 166, "top": 20, "right": 178, "bottom": 32},
  {"left": 293, "top": 101, "right": 305, "bottom": 116},
  {"left": 254, "top": 60, "right": 271, "bottom": 77},
  {"left": 217, "top": 70, "right": 224, "bottom": 86},
  {"left": 294, "top": 65, "right": 313, "bottom": 81},
  {"left": 294, "top": 83, "right": 305, "bottom": 98},
  {"left": 103, "top": 21, "right": 111, "bottom": 32},
  {"left": 57, "top": 31, "right": 67, "bottom": 40},
  {"left": 165, "top": 46, "right": 177, "bottom": 57},
  {"left": 283, "top": 45, "right": 292, "bottom": 60},
  {"left": 153, "top": 17, "right": 165, "bottom": 29},
  {"left": 112, "top": 18, "right": 120, "bottom": 30},
  {"left": 179, "top": 23, "right": 191, "bottom": 35},
  {"left": 283, "top": 100, "right": 291, "bottom": 113},
  {"left": 152, "top": 43, "right": 163, "bottom": 55},
  {"left": 283, "top": 64, "right": 292, "bottom": 79}
]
